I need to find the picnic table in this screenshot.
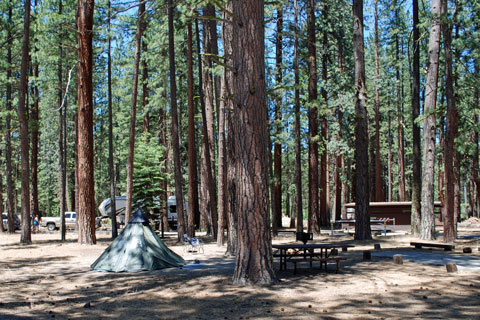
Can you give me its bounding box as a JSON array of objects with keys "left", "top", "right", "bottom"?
[
  {"left": 272, "top": 243, "right": 354, "bottom": 274},
  {"left": 332, "top": 217, "right": 396, "bottom": 236}
]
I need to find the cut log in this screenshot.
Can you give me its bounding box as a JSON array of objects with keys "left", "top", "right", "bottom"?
[
  {"left": 393, "top": 254, "right": 403, "bottom": 265},
  {"left": 446, "top": 263, "right": 457, "bottom": 273}
]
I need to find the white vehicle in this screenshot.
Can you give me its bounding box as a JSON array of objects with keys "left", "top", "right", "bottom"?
[{"left": 40, "top": 212, "right": 77, "bottom": 231}]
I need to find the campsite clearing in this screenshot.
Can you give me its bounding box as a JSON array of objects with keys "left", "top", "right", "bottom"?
[{"left": 1, "top": 228, "right": 480, "bottom": 319}]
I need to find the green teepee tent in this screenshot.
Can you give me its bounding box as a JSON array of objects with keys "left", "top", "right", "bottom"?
[{"left": 91, "top": 209, "right": 185, "bottom": 272}]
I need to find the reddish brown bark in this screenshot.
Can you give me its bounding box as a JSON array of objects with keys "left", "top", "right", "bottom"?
[
  {"left": 353, "top": 0, "right": 371, "bottom": 240},
  {"left": 294, "top": 0, "right": 303, "bottom": 232},
  {"left": 19, "top": 0, "right": 32, "bottom": 244},
  {"left": 307, "top": 0, "right": 319, "bottom": 234},
  {"left": 374, "top": 0, "right": 383, "bottom": 202},
  {"left": 167, "top": 0, "right": 187, "bottom": 240},
  {"left": 231, "top": 0, "right": 275, "bottom": 285},
  {"left": 320, "top": 5, "right": 329, "bottom": 227},
  {"left": 76, "top": 0, "right": 96, "bottom": 244},
  {"left": 442, "top": 0, "right": 457, "bottom": 242},
  {"left": 187, "top": 22, "right": 198, "bottom": 237}
]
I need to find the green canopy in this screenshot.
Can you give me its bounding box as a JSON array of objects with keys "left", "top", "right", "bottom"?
[{"left": 91, "top": 210, "right": 185, "bottom": 272}]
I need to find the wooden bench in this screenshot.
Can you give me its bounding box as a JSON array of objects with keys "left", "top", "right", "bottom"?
[
  {"left": 288, "top": 257, "right": 347, "bottom": 274},
  {"left": 410, "top": 241, "right": 455, "bottom": 251}
]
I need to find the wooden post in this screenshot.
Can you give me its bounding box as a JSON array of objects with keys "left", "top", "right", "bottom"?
[
  {"left": 393, "top": 254, "right": 403, "bottom": 264},
  {"left": 446, "top": 263, "right": 457, "bottom": 272}
]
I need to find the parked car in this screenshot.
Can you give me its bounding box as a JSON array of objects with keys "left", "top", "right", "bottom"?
[
  {"left": 40, "top": 212, "right": 77, "bottom": 231},
  {"left": 2, "top": 213, "right": 21, "bottom": 231}
]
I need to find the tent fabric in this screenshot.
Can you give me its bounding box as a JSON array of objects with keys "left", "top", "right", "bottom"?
[{"left": 91, "top": 214, "right": 185, "bottom": 272}]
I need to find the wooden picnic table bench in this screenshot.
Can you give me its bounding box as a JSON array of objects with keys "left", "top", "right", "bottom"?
[
  {"left": 410, "top": 241, "right": 455, "bottom": 251},
  {"left": 288, "top": 257, "right": 347, "bottom": 274}
]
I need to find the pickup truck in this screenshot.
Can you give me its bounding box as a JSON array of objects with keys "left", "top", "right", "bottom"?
[{"left": 41, "top": 212, "right": 77, "bottom": 231}]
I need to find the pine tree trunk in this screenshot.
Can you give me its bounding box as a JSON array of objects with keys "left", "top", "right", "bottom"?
[
  {"left": 353, "top": 0, "right": 371, "bottom": 240},
  {"left": 217, "top": 76, "right": 227, "bottom": 246},
  {"left": 307, "top": 0, "right": 320, "bottom": 234},
  {"left": 473, "top": 62, "right": 480, "bottom": 218},
  {"left": 294, "top": 0, "right": 303, "bottom": 233},
  {"left": 76, "top": 0, "right": 96, "bottom": 244},
  {"left": 334, "top": 38, "right": 344, "bottom": 221},
  {"left": 125, "top": 0, "right": 145, "bottom": 222},
  {"left": 411, "top": 0, "right": 422, "bottom": 236},
  {"left": 442, "top": 0, "right": 457, "bottom": 242},
  {"left": 272, "top": 5, "right": 283, "bottom": 234},
  {"left": 421, "top": 0, "right": 442, "bottom": 240},
  {"left": 320, "top": 5, "right": 329, "bottom": 227},
  {"left": 223, "top": 1, "right": 238, "bottom": 256},
  {"left": 374, "top": 0, "right": 383, "bottom": 202},
  {"left": 231, "top": 0, "right": 275, "bottom": 285},
  {"left": 18, "top": 0, "right": 32, "bottom": 244},
  {"left": 187, "top": 22, "right": 198, "bottom": 237},
  {"left": 167, "top": 0, "right": 186, "bottom": 240},
  {"left": 107, "top": 0, "right": 118, "bottom": 239},
  {"left": 5, "top": 4, "right": 15, "bottom": 234}
]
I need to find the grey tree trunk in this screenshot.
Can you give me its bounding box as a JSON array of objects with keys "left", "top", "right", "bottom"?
[{"left": 421, "top": 0, "right": 442, "bottom": 240}]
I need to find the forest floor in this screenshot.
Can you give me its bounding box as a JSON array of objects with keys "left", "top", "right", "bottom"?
[{"left": 1, "top": 222, "right": 480, "bottom": 320}]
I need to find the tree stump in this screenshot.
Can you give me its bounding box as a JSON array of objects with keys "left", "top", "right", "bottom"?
[
  {"left": 363, "top": 250, "right": 371, "bottom": 260},
  {"left": 463, "top": 247, "right": 472, "bottom": 254},
  {"left": 374, "top": 243, "right": 381, "bottom": 250},
  {"left": 446, "top": 263, "right": 457, "bottom": 273},
  {"left": 393, "top": 254, "right": 403, "bottom": 265}
]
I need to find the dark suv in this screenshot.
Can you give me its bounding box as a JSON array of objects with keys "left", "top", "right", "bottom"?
[{"left": 2, "top": 213, "right": 21, "bottom": 231}]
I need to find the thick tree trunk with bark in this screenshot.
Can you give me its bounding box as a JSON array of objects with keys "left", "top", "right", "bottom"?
[
  {"left": 353, "top": 0, "right": 371, "bottom": 240},
  {"left": 167, "top": 0, "right": 187, "bottom": 240},
  {"left": 307, "top": 0, "right": 320, "bottom": 234},
  {"left": 31, "top": 0, "right": 40, "bottom": 223},
  {"left": 294, "top": 0, "right": 303, "bottom": 232},
  {"left": 411, "top": 0, "right": 422, "bottom": 236},
  {"left": 18, "top": 0, "right": 32, "bottom": 244},
  {"left": 76, "top": 0, "right": 96, "bottom": 244},
  {"left": 272, "top": 5, "right": 283, "bottom": 234},
  {"left": 374, "top": 0, "right": 383, "bottom": 202},
  {"left": 217, "top": 77, "right": 227, "bottom": 246},
  {"left": 125, "top": 0, "right": 145, "bottom": 223},
  {"left": 334, "top": 38, "right": 345, "bottom": 221},
  {"left": 107, "top": 0, "right": 118, "bottom": 239},
  {"left": 421, "top": 0, "right": 442, "bottom": 240},
  {"left": 231, "top": 0, "right": 275, "bottom": 285},
  {"left": 442, "top": 0, "right": 457, "bottom": 242},
  {"left": 187, "top": 22, "right": 198, "bottom": 237}
]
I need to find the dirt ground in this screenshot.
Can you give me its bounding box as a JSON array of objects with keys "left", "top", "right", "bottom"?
[{"left": 1, "top": 225, "right": 480, "bottom": 320}]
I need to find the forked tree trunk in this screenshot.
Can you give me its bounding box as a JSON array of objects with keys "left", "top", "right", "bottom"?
[
  {"left": 231, "top": 0, "right": 275, "bottom": 285},
  {"left": 307, "top": 0, "right": 320, "bottom": 234},
  {"left": 19, "top": 0, "right": 32, "bottom": 244},
  {"left": 411, "top": 0, "right": 422, "bottom": 236},
  {"left": 294, "top": 0, "right": 303, "bottom": 232},
  {"left": 442, "top": 0, "right": 457, "bottom": 242},
  {"left": 125, "top": 0, "right": 145, "bottom": 222},
  {"left": 76, "top": 0, "right": 96, "bottom": 244},
  {"left": 421, "top": 0, "right": 442, "bottom": 240},
  {"left": 272, "top": 5, "right": 283, "bottom": 234},
  {"left": 353, "top": 0, "right": 371, "bottom": 240},
  {"left": 167, "top": 0, "right": 187, "bottom": 240}
]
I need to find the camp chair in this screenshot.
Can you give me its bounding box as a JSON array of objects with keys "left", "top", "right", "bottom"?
[
  {"left": 183, "top": 234, "right": 192, "bottom": 252},
  {"left": 191, "top": 237, "right": 204, "bottom": 254}
]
